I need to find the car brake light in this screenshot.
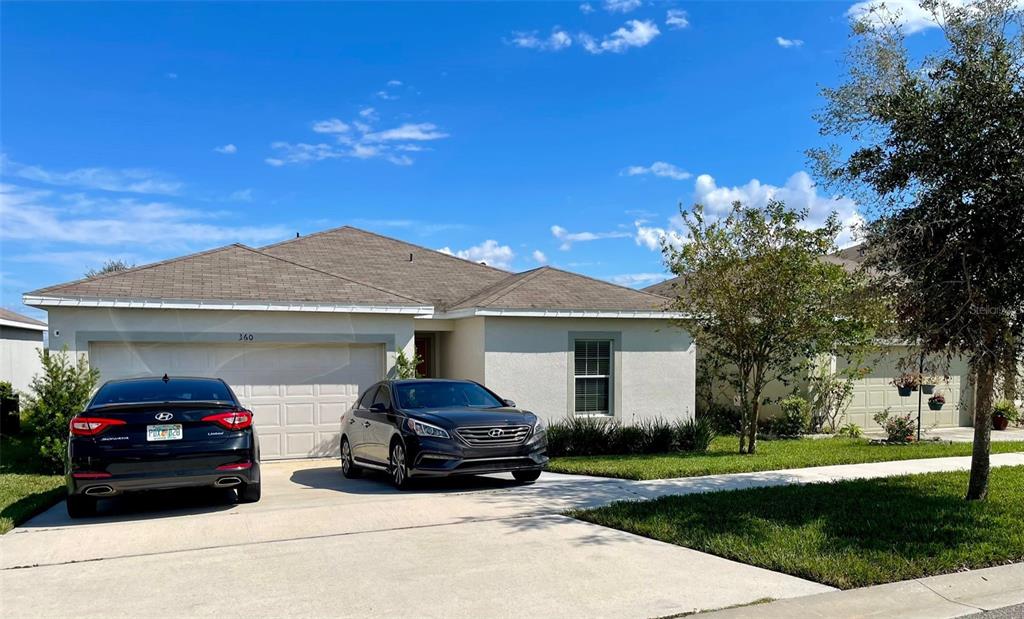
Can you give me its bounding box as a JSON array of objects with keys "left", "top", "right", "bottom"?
[
  {"left": 216, "top": 462, "right": 253, "bottom": 471},
  {"left": 70, "top": 417, "right": 127, "bottom": 436},
  {"left": 72, "top": 472, "right": 113, "bottom": 479},
  {"left": 202, "top": 409, "right": 253, "bottom": 430}
]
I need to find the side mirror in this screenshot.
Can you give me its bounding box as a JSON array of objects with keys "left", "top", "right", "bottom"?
[
  {"left": 503, "top": 399, "right": 516, "bottom": 408},
  {"left": 369, "top": 402, "right": 389, "bottom": 413}
]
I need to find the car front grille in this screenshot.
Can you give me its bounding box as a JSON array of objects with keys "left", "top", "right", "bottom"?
[{"left": 456, "top": 425, "right": 532, "bottom": 447}]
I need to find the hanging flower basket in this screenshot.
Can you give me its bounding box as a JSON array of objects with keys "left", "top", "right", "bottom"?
[
  {"left": 892, "top": 372, "right": 919, "bottom": 397},
  {"left": 897, "top": 386, "right": 913, "bottom": 397},
  {"left": 921, "top": 384, "right": 935, "bottom": 395},
  {"left": 928, "top": 393, "right": 945, "bottom": 411}
]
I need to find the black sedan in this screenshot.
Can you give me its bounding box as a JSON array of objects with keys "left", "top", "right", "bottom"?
[
  {"left": 340, "top": 379, "right": 547, "bottom": 489},
  {"left": 65, "top": 376, "right": 261, "bottom": 517}
]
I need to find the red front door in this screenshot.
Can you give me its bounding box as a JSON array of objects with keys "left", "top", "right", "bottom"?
[{"left": 414, "top": 335, "right": 432, "bottom": 378}]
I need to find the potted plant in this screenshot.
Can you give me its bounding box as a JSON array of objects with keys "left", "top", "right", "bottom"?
[
  {"left": 927, "top": 393, "right": 945, "bottom": 410},
  {"left": 993, "top": 410, "right": 1009, "bottom": 431},
  {"left": 892, "top": 372, "right": 919, "bottom": 397},
  {"left": 921, "top": 381, "right": 936, "bottom": 395},
  {"left": 992, "top": 400, "right": 1018, "bottom": 431}
]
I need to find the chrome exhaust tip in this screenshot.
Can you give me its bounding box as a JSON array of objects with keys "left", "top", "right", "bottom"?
[
  {"left": 215, "top": 477, "right": 242, "bottom": 487},
  {"left": 84, "top": 485, "right": 114, "bottom": 496}
]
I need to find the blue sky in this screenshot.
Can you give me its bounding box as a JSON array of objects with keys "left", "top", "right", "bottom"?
[{"left": 1, "top": 1, "right": 947, "bottom": 319}]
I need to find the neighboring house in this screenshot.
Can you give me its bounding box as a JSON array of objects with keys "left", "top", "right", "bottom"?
[
  {"left": 644, "top": 244, "right": 977, "bottom": 431},
  {"left": 24, "top": 226, "right": 694, "bottom": 459},
  {"left": 0, "top": 308, "right": 47, "bottom": 393}
]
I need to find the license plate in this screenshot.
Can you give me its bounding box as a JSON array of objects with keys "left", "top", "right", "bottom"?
[{"left": 147, "top": 424, "right": 183, "bottom": 441}]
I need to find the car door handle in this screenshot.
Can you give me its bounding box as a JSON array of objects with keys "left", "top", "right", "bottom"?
[
  {"left": 363, "top": 421, "right": 371, "bottom": 428},
  {"left": 348, "top": 418, "right": 356, "bottom": 424}
]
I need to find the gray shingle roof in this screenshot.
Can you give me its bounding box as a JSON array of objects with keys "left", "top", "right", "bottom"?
[
  {"left": 260, "top": 226, "right": 511, "bottom": 309},
  {"left": 0, "top": 308, "right": 47, "bottom": 327},
  {"left": 28, "top": 227, "right": 675, "bottom": 313},
  {"left": 28, "top": 244, "right": 423, "bottom": 306},
  {"left": 449, "top": 267, "right": 668, "bottom": 311}
]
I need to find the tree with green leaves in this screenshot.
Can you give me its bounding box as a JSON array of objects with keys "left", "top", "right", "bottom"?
[
  {"left": 812, "top": 0, "right": 1023, "bottom": 499},
  {"left": 664, "top": 201, "right": 882, "bottom": 454},
  {"left": 85, "top": 259, "right": 134, "bottom": 278},
  {"left": 394, "top": 349, "right": 423, "bottom": 379},
  {"left": 22, "top": 347, "right": 100, "bottom": 472}
]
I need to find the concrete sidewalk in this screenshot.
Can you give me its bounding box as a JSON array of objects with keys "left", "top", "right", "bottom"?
[{"left": 702, "top": 563, "right": 1024, "bottom": 619}]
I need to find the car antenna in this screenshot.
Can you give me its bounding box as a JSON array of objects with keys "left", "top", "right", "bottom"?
[{"left": 162, "top": 373, "right": 170, "bottom": 383}]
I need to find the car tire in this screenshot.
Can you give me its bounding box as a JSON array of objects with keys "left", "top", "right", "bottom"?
[
  {"left": 340, "top": 437, "right": 361, "bottom": 479},
  {"left": 512, "top": 469, "right": 542, "bottom": 483},
  {"left": 66, "top": 494, "right": 96, "bottom": 518},
  {"left": 389, "top": 441, "right": 412, "bottom": 490},
  {"left": 238, "top": 482, "right": 261, "bottom": 503}
]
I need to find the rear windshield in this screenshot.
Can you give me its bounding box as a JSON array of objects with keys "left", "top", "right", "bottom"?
[
  {"left": 91, "top": 379, "right": 235, "bottom": 406},
  {"left": 394, "top": 381, "right": 504, "bottom": 410}
]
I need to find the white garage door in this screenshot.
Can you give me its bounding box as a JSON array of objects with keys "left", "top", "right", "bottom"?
[
  {"left": 837, "top": 350, "right": 971, "bottom": 431},
  {"left": 88, "top": 341, "right": 383, "bottom": 459}
]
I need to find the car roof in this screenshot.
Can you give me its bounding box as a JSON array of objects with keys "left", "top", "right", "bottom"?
[
  {"left": 101, "top": 376, "right": 227, "bottom": 385},
  {"left": 388, "top": 378, "right": 475, "bottom": 386}
]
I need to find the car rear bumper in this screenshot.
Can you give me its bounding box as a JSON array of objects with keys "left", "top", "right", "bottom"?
[{"left": 68, "top": 467, "right": 259, "bottom": 497}]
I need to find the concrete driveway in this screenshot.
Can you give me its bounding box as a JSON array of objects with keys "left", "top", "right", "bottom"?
[{"left": 1, "top": 460, "right": 830, "bottom": 618}]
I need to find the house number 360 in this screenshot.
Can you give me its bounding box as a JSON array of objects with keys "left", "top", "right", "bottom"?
[{"left": 238, "top": 333, "right": 254, "bottom": 341}]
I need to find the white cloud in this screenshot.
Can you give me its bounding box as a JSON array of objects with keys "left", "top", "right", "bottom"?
[
  {"left": 214, "top": 143, "right": 238, "bottom": 154},
  {"left": 437, "top": 240, "right": 515, "bottom": 270},
  {"left": 228, "top": 188, "right": 253, "bottom": 202},
  {"left": 579, "top": 2, "right": 595, "bottom": 13},
  {"left": 376, "top": 90, "right": 399, "bottom": 100},
  {"left": 509, "top": 29, "right": 573, "bottom": 51},
  {"left": 843, "top": 0, "right": 1024, "bottom": 35},
  {"left": 164, "top": 72, "right": 178, "bottom": 79},
  {"left": 387, "top": 80, "right": 403, "bottom": 86},
  {"left": 266, "top": 142, "right": 344, "bottom": 166},
  {"left": 362, "top": 123, "right": 449, "bottom": 143},
  {"left": 776, "top": 36, "right": 804, "bottom": 48},
  {"left": 551, "top": 224, "right": 632, "bottom": 250},
  {"left": 604, "top": 0, "right": 642, "bottom": 13},
  {"left": 359, "top": 107, "right": 378, "bottom": 119},
  {"left": 666, "top": 9, "right": 689, "bottom": 29},
  {"left": 532, "top": 249, "right": 548, "bottom": 264},
  {"left": 623, "top": 161, "right": 691, "bottom": 180},
  {"left": 632, "top": 170, "right": 863, "bottom": 251},
  {"left": 607, "top": 272, "right": 665, "bottom": 287},
  {"left": 580, "top": 19, "right": 660, "bottom": 54},
  {"left": 2, "top": 158, "right": 183, "bottom": 195},
  {"left": 312, "top": 118, "right": 351, "bottom": 134},
  {"left": 0, "top": 183, "right": 289, "bottom": 248}
]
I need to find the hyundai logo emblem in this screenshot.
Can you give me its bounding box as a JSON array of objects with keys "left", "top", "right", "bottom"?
[
  {"left": 154, "top": 412, "right": 174, "bottom": 421},
  {"left": 488, "top": 428, "right": 504, "bottom": 437}
]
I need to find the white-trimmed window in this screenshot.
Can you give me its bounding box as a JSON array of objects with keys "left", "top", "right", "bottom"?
[{"left": 574, "top": 339, "right": 611, "bottom": 415}]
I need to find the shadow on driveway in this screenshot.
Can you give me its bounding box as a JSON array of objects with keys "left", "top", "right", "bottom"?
[
  {"left": 288, "top": 465, "right": 525, "bottom": 495},
  {"left": 22, "top": 487, "right": 239, "bottom": 529}
]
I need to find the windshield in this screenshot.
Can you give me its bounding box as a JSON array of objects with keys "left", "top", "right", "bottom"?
[
  {"left": 394, "top": 381, "right": 504, "bottom": 410},
  {"left": 91, "top": 379, "right": 235, "bottom": 406}
]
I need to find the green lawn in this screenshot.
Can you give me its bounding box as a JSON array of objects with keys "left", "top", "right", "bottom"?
[
  {"left": 570, "top": 466, "right": 1024, "bottom": 589},
  {"left": 0, "top": 434, "right": 64, "bottom": 534},
  {"left": 547, "top": 436, "right": 1024, "bottom": 480}
]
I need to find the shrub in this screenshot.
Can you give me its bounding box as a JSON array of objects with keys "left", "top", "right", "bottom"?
[
  {"left": 697, "top": 404, "right": 742, "bottom": 436},
  {"left": 771, "top": 396, "right": 811, "bottom": 437},
  {"left": 633, "top": 417, "right": 676, "bottom": 453},
  {"left": 872, "top": 409, "right": 915, "bottom": 443},
  {"left": 545, "top": 416, "right": 620, "bottom": 457},
  {"left": 675, "top": 417, "right": 715, "bottom": 452},
  {"left": 22, "top": 348, "right": 100, "bottom": 472},
  {"left": 993, "top": 400, "right": 1019, "bottom": 425},
  {"left": 0, "top": 381, "right": 14, "bottom": 400},
  {"left": 836, "top": 422, "right": 863, "bottom": 438}
]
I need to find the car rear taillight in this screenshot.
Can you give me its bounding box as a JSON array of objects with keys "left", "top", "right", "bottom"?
[
  {"left": 72, "top": 471, "right": 112, "bottom": 479},
  {"left": 70, "top": 417, "right": 127, "bottom": 436},
  {"left": 216, "top": 462, "right": 253, "bottom": 471},
  {"left": 202, "top": 409, "right": 253, "bottom": 430}
]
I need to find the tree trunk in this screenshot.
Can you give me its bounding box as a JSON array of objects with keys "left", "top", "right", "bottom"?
[
  {"left": 966, "top": 356, "right": 996, "bottom": 501},
  {"left": 747, "top": 398, "right": 760, "bottom": 454},
  {"left": 1002, "top": 340, "right": 1018, "bottom": 402}
]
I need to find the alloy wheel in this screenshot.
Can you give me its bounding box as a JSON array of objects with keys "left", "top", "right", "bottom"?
[
  {"left": 391, "top": 443, "right": 406, "bottom": 487},
  {"left": 341, "top": 440, "right": 352, "bottom": 475}
]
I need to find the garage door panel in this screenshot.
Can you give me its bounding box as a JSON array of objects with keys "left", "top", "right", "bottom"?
[{"left": 89, "top": 341, "right": 382, "bottom": 459}]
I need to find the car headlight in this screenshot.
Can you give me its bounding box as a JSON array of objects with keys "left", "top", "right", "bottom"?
[
  {"left": 533, "top": 417, "right": 546, "bottom": 435},
  {"left": 407, "top": 418, "right": 451, "bottom": 439}
]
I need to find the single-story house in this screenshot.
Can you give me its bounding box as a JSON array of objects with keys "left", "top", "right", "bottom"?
[
  {"left": 643, "top": 244, "right": 977, "bottom": 431},
  {"left": 24, "top": 226, "right": 695, "bottom": 459},
  {"left": 0, "top": 308, "right": 47, "bottom": 393}
]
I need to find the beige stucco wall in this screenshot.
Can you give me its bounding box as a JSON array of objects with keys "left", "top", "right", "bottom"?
[
  {"left": 480, "top": 317, "right": 695, "bottom": 425},
  {"left": 437, "top": 316, "right": 485, "bottom": 383},
  {"left": 44, "top": 307, "right": 416, "bottom": 380},
  {"left": 0, "top": 326, "right": 45, "bottom": 394}
]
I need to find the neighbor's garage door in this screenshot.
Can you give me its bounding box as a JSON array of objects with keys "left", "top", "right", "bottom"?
[
  {"left": 836, "top": 348, "right": 970, "bottom": 430},
  {"left": 88, "top": 342, "right": 382, "bottom": 459}
]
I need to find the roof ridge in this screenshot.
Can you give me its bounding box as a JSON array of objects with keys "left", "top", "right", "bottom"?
[
  {"left": 471, "top": 267, "right": 547, "bottom": 307},
  {"left": 234, "top": 245, "right": 428, "bottom": 305},
  {"left": 261, "top": 225, "right": 512, "bottom": 275},
  {"left": 541, "top": 266, "right": 672, "bottom": 301},
  {"left": 27, "top": 244, "right": 244, "bottom": 297},
  {"left": 446, "top": 268, "right": 540, "bottom": 309}
]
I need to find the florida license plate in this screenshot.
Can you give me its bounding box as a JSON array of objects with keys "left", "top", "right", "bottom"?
[{"left": 147, "top": 424, "right": 183, "bottom": 441}]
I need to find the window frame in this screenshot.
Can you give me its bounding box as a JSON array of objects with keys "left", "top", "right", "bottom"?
[{"left": 571, "top": 337, "right": 616, "bottom": 417}]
